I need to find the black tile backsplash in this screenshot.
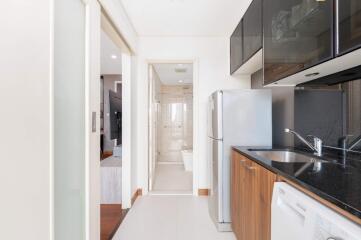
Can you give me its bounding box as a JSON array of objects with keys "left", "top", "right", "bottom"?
[
  {"left": 251, "top": 69, "right": 361, "bottom": 150},
  {"left": 294, "top": 89, "right": 344, "bottom": 147}
]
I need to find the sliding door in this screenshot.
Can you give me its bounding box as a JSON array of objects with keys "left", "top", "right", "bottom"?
[{"left": 54, "top": 0, "right": 86, "bottom": 239}]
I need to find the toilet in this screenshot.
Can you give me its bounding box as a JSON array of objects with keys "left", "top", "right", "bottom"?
[{"left": 181, "top": 149, "right": 193, "bottom": 172}]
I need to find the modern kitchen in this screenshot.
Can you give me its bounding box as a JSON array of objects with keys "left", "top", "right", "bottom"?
[
  {"left": 5, "top": 0, "right": 361, "bottom": 239},
  {"left": 207, "top": 0, "right": 361, "bottom": 239}
]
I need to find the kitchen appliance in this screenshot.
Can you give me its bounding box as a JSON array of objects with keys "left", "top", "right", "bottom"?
[
  {"left": 272, "top": 182, "right": 361, "bottom": 240},
  {"left": 207, "top": 90, "right": 272, "bottom": 231}
]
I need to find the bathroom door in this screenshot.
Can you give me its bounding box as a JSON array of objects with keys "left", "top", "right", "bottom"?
[{"left": 159, "top": 94, "right": 184, "bottom": 162}]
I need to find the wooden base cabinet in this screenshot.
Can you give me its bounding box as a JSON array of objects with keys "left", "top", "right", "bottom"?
[{"left": 231, "top": 150, "right": 277, "bottom": 240}]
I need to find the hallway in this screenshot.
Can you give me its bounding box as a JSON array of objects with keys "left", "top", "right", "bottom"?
[
  {"left": 153, "top": 164, "right": 193, "bottom": 193},
  {"left": 112, "top": 195, "right": 236, "bottom": 240}
]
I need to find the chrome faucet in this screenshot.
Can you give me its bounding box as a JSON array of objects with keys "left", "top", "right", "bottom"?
[{"left": 285, "top": 128, "right": 323, "bottom": 156}]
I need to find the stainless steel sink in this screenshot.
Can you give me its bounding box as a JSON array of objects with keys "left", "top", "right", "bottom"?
[{"left": 250, "top": 150, "right": 323, "bottom": 163}]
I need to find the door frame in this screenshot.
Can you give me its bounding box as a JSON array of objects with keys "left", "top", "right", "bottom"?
[
  {"left": 146, "top": 59, "right": 199, "bottom": 195},
  {"left": 85, "top": 0, "right": 136, "bottom": 238}
]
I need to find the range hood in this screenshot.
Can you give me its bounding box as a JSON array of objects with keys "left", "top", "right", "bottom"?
[{"left": 266, "top": 47, "right": 361, "bottom": 87}]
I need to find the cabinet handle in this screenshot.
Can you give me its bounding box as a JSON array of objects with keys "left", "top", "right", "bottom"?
[
  {"left": 245, "top": 165, "right": 256, "bottom": 171},
  {"left": 239, "top": 159, "right": 246, "bottom": 165}
]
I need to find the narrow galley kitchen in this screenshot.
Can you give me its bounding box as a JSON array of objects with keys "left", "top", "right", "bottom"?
[{"left": 148, "top": 63, "right": 194, "bottom": 194}]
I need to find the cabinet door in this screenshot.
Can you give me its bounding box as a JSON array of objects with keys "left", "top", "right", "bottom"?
[
  {"left": 230, "top": 20, "right": 244, "bottom": 74},
  {"left": 231, "top": 151, "right": 277, "bottom": 240},
  {"left": 243, "top": 0, "right": 263, "bottom": 62},
  {"left": 255, "top": 164, "right": 277, "bottom": 240},
  {"left": 243, "top": 159, "right": 257, "bottom": 240},
  {"left": 338, "top": 0, "right": 361, "bottom": 55},
  {"left": 263, "top": 0, "right": 334, "bottom": 85},
  {"left": 231, "top": 153, "right": 245, "bottom": 240},
  {"left": 231, "top": 152, "right": 240, "bottom": 238}
]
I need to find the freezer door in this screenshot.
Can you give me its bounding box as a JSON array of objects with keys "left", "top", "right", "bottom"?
[
  {"left": 208, "top": 137, "right": 223, "bottom": 224},
  {"left": 208, "top": 91, "right": 223, "bottom": 140}
]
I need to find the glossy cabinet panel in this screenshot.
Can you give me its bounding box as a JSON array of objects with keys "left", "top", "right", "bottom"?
[
  {"left": 231, "top": 150, "right": 276, "bottom": 240},
  {"left": 230, "top": 20, "right": 243, "bottom": 74},
  {"left": 263, "top": 0, "right": 334, "bottom": 85},
  {"left": 243, "top": 0, "right": 263, "bottom": 62},
  {"left": 339, "top": 0, "right": 361, "bottom": 55}
]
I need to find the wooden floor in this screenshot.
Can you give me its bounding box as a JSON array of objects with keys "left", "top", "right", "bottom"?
[{"left": 101, "top": 204, "right": 127, "bottom": 240}]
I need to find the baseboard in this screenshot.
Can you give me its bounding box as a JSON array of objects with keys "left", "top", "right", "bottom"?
[
  {"left": 131, "top": 188, "right": 142, "bottom": 206},
  {"left": 149, "top": 190, "right": 193, "bottom": 196},
  {"left": 198, "top": 189, "right": 209, "bottom": 196}
]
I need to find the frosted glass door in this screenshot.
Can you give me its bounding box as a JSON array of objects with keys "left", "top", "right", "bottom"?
[
  {"left": 54, "top": 0, "right": 86, "bottom": 239},
  {"left": 339, "top": 0, "right": 361, "bottom": 54},
  {"left": 263, "top": 0, "right": 334, "bottom": 84}
]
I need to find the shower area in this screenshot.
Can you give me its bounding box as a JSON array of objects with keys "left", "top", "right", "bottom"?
[{"left": 148, "top": 63, "right": 194, "bottom": 193}]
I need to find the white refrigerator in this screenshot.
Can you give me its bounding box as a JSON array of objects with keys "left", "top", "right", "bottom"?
[{"left": 207, "top": 90, "right": 272, "bottom": 231}]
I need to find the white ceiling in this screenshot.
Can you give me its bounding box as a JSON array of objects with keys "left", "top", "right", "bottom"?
[
  {"left": 120, "top": 0, "right": 252, "bottom": 37},
  {"left": 153, "top": 63, "right": 193, "bottom": 85},
  {"left": 101, "top": 30, "right": 122, "bottom": 75}
]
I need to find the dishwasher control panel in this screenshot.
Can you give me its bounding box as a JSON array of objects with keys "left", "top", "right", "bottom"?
[
  {"left": 272, "top": 183, "right": 361, "bottom": 240},
  {"left": 313, "top": 214, "right": 354, "bottom": 240}
]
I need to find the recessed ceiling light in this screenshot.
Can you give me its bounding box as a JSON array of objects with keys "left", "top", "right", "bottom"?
[
  {"left": 111, "top": 54, "right": 117, "bottom": 59},
  {"left": 175, "top": 68, "right": 187, "bottom": 73},
  {"left": 178, "top": 80, "right": 183, "bottom": 83}
]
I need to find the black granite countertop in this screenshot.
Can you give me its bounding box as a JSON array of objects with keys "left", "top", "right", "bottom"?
[{"left": 232, "top": 146, "right": 361, "bottom": 222}]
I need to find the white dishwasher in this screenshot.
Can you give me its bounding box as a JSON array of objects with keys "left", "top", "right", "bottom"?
[{"left": 272, "top": 182, "right": 361, "bottom": 240}]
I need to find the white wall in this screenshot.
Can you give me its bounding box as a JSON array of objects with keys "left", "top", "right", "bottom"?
[
  {"left": 131, "top": 55, "right": 139, "bottom": 196},
  {"left": 0, "top": 1, "right": 52, "bottom": 240},
  {"left": 148, "top": 65, "right": 162, "bottom": 190},
  {"left": 136, "top": 37, "right": 250, "bottom": 193},
  {"left": 99, "top": 0, "right": 138, "bottom": 53}
]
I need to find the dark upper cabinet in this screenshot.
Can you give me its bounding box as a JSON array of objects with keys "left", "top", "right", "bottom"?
[
  {"left": 243, "top": 0, "right": 263, "bottom": 62},
  {"left": 230, "top": 0, "right": 262, "bottom": 74},
  {"left": 263, "top": 0, "right": 334, "bottom": 85},
  {"left": 230, "top": 20, "right": 243, "bottom": 74},
  {"left": 338, "top": 0, "right": 361, "bottom": 55}
]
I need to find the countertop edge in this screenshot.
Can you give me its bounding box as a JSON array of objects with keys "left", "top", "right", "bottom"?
[{"left": 232, "top": 146, "right": 361, "bottom": 224}]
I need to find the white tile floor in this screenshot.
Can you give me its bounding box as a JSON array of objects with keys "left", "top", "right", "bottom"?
[
  {"left": 152, "top": 164, "right": 193, "bottom": 193},
  {"left": 112, "top": 195, "right": 236, "bottom": 240}
]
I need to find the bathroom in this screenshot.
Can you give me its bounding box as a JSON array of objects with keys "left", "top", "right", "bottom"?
[{"left": 148, "top": 63, "right": 194, "bottom": 193}]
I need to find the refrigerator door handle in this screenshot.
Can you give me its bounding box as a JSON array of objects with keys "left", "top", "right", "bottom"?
[{"left": 209, "top": 91, "right": 223, "bottom": 139}]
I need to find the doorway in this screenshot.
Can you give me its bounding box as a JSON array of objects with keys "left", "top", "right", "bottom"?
[
  {"left": 98, "top": 11, "right": 133, "bottom": 240},
  {"left": 148, "top": 63, "right": 194, "bottom": 194}
]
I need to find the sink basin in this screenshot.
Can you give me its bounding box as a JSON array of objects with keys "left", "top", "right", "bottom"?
[{"left": 250, "top": 150, "right": 323, "bottom": 163}]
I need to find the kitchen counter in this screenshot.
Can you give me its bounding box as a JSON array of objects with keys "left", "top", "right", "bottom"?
[{"left": 232, "top": 146, "right": 361, "bottom": 222}]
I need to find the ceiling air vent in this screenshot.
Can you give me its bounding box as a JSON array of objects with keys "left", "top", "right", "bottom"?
[{"left": 174, "top": 68, "right": 187, "bottom": 73}]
